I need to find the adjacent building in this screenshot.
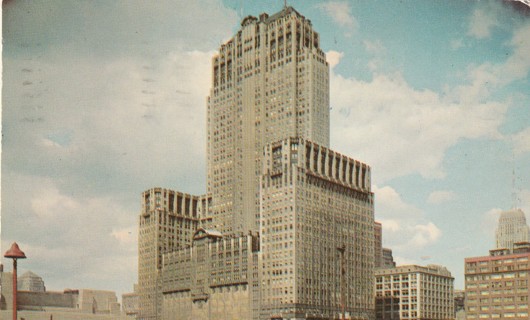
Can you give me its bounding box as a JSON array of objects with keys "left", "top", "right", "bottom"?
[
  {"left": 374, "top": 265, "right": 454, "bottom": 320},
  {"left": 137, "top": 6, "right": 375, "bottom": 320},
  {"left": 382, "top": 248, "right": 397, "bottom": 269},
  {"left": 464, "top": 243, "right": 530, "bottom": 319},
  {"left": 137, "top": 188, "right": 207, "bottom": 319},
  {"left": 122, "top": 285, "right": 139, "bottom": 318}
]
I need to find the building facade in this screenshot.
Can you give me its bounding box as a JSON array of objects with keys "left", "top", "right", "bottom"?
[
  {"left": 464, "top": 244, "right": 530, "bottom": 319},
  {"left": 122, "top": 288, "right": 139, "bottom": 318},
  {"left": 206, "top": 6, "right": 330, "bottom": 235},
  {"left": 260, "top": 138, "right": 374, "bottom": 319},
  {"left": 138, "top": 6, "right": 376, "bottom": 320},
  {"left": 375, "top": 222, "right": 383, "bottom": 269},
  {"left": 160, "top": 229, "right": 260, "bottom": 319},
  {"left": 382, "top": 248, "right": 396, "bottom": 269},
  {"left": 138, "top": 188, "right": 207, "bottom": 319},
  {"left": 375, "top": 265, "right": 454, "bottom": 320},
  {"left": 496, "top": 208, "right": 529, "bottom": 252}
]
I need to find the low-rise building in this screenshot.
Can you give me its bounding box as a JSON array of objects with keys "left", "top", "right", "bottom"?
[
  {"left": 0, "top": 268, "right": 125, "bottom": 319},
  {"left": 122, "top": 284, "right": 139, "bottom": 317},
  {"left": 375, "top": 264, "right": 454, "bottom": 320}
]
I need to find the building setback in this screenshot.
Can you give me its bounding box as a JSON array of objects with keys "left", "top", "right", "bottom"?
[
  {"left": 375, "top": 265, "right": 454, "bottom": 320},
  {"left": 137, "top": 6, "right": 375, "bottom": 320},
  {"left": 206, "top": 6, "right": 330, "bottom": 235},
  {"left": 464, "top": 243, "right": 530, "bottom": 319},
  {"left": 138, "top": 188, "right": 208, "bottom": 319}
]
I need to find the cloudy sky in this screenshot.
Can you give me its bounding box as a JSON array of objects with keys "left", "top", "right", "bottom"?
[{"left": 2, "top": 0, "right": 529, "bottom": 298}]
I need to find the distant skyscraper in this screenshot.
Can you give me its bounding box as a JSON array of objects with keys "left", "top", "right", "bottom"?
[{"left": 496, "top": 208, "right": 529, "bottom": 251}]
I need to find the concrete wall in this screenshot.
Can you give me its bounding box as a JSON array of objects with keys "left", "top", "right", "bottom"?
[{"left": 18, "top": 291, "right": 77, "bottom": 310}]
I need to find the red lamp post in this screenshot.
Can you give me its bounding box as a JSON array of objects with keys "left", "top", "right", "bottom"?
[{"left": 4, "top": 242, "right": 27, "bottom": 320}]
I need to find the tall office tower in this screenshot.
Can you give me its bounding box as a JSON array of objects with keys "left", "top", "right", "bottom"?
[
  {"left": 207, "top": 7, "right": 330, "bottom": 235},
  {"left": 496, "top": 208, "right": 530, "bottom": 252},
  {"left": 138, "top": 188, "right": 208, "bottom": 319},
  {"left": 260, "top": 138, "right": 374, "bottom": 319}
]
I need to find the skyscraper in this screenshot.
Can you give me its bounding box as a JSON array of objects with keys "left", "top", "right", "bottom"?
[
  {"left": 207, "top": 7, "right": 330, "bottom": 235},
  {"left": 138, "top": 6, "right": 375, "bottom": 320},
  {"left": 496, "top": 208, "right": 530, "bottom": 252}
]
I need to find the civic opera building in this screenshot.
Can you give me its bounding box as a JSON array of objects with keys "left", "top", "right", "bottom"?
[{"left": 138, "top": 7, "right": 375, "bottom": 320}]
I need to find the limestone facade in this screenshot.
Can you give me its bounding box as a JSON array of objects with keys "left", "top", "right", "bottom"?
[
  {"left": 138, "top": 188, "right": 207, "bottom": 319},
  {"left": 259, "top": 138, "right": 374, "bottom": 319},
  {"left": 206, "top": 6, "right": 330, "bottom": 235},
  {"left": 137, "top": 6, "right": 376, "bottom": 320},
  {"left": 160, "top": 230, "right": 260, "bottom": 319}
]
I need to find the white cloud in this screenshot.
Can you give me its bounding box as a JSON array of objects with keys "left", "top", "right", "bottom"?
[
  {"left": 450, "top": 38, "right": 464, "bottom": 50},
  {"left": 31, "top": 185, "right": 80, "bottom": 218},
  {"left": 2, "top": 173, "right": 138, "bottom": 295},
  {"left": 374, "top": 185, "right": 441, "bottom": 254},
  {"left": 2, "top": 0, "right": 238, "bottom": 297},
  {"left": 427, "top": 190, "right": 457, "bottom": 205},
  {"left": 519, "top": 189, "right": 530, "bottom": 217},
  {"left": 456, "top": 24, "right": 530, "bottom": 103},
  {"left": 328, "top": 61, "right": 507, "bottom": 183},
  {"left": 363, "top": 40, "right": 387, "bottom": 73},
  {"left": 111, "top": 227, "right": 137, "bottom": 246},
  {"left": 481, "top": 208, "right": 503, "bottom": 238},
  {"left": 318, "top": 1, "right": 357, "bottom": 35},
  {"left": 326, "top": 50, "right": 344, "bottom": 69},
  {"left": 467, "top": 7, "right": 499, "bottom": 39},
  {"left": 513, "top": 127, "right": 530, "bottom": 155},
  {"left": 409, "top": 223, "right": 442, "bottom": 247}
]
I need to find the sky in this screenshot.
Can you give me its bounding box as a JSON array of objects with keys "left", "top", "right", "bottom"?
[{"left": 1, "top": 0, "right": 529, "bottom": 299}]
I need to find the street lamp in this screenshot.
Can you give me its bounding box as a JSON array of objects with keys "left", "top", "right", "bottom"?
[{"left": 4, "top": 242, "right": 27, "bottom": 320}]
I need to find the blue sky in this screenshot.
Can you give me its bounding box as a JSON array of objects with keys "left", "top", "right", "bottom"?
[{"left": 2, "top": 0, "right": 529, "bottom": 297}]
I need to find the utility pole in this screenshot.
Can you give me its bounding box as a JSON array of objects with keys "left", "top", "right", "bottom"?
[{"left": 337, "top": 245, "right": 346, "bottom": 320}]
